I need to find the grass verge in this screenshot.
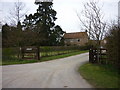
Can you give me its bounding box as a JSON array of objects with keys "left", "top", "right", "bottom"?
[
  {"left": 78, "top": 63, "right": 119, "bottom": 88},
  {"left": 40, "top": 50, "right": 88, "bottom": 62},
  {"left": 2, "top": 50, "right": 88, "bottom": 65}
]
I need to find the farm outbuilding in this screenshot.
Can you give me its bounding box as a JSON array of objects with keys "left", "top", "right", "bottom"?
[{"left": 63, "top": 32, "right": 88, "bottom": 46}]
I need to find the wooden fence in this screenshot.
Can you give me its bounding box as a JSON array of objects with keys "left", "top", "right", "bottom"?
[
  {"left": 20, "top": 46, "right": 88, "bottom": 60},
  {"left": 89, "top": 48, "right": 107, "bottom": 64},
  {"left": 3, "top": 46, "right": 89, "bottom": 60}
]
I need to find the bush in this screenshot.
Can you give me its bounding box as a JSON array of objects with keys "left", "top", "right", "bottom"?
[
  {"left": 106, "top": 24, "right": 120, "bottom": 69},
  {"left": 2, "top": 48, "right": 19, "bottom": 61}
]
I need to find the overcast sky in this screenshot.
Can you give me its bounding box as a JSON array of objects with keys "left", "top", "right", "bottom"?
[{"left": 0, "top": 0, "right": 119, "bottom": 32}]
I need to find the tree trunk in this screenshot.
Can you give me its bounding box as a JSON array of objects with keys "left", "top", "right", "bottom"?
[{"left": 96, "top": 47, "right": 99, "bottom": 63}]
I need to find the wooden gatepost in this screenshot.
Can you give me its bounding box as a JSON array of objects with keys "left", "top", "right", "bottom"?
[
  {"left": 89, "top": 48, "right": 98, "bottom": 63},
  {"left": 89, "top": 48, "right": 107, "bottom": 64},
  {"left": 21, "top": 46, "right": 40, "bottom": 60}
]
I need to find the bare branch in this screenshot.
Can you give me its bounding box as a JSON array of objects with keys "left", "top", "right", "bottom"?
[
  {"left": 8, "top": 0, "right": 27, "bottom": 26},
  {"left": 77, "top": 0, "right": 107, "bottom": 47}
]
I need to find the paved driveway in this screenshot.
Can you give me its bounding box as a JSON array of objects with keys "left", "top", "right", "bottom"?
[{"left": 2, "top": 53, "right": 93, "bottom": 88}]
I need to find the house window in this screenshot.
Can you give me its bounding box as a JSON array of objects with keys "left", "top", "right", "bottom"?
[{"left": 78, "top": 39, "right": 80, "bottom": 42}]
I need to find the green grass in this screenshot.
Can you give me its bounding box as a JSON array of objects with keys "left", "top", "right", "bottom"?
[
  {"left": 78, "top": 63, "right": 119, "bottom": 88},
  {"left": 2, "top": 59, "right": 38, "bottom": 65},
  {"left": 40, "top": 50, "right": 88, "bottom": 62},
  {"left": 0, "top": 60, "right": 2, "bottom": 65},
  {"left": 40, "top": 50, "right": 77, "bottom": 57},
  {"left": 2, "top": 50, "right": 88, "bottom": 65}
]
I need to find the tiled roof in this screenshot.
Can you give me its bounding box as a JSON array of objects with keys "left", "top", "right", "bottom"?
[{"left": 64, "top": 32, "right": 88, "bottom": 39}]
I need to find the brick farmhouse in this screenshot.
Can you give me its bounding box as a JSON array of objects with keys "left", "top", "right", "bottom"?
[{"left": 63, "top": 32, "right": 88, "bottom": 46}]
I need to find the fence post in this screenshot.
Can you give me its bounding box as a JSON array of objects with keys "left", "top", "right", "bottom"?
[
  {"left": 89, "top": 48, "right": 93, "bottom": 63},
  {"left": 37, "top": 46, "right": 40, "bottom": 60},
  {"left": 21, "top": 47, "right": 24, "bottom": 59},
  {"left": 89, "top": 49, "right": 91, "bottom": 63}
]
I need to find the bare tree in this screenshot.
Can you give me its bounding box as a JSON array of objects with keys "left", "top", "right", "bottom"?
[
  {"left": 77, "top": 1, "right": 107, "bottom": 46},
  {"left": 8, "top": 0, "right": 27, "bottom": 25},
  {"left": 77, "top": 1, "right": 107, "bottom": 62}
]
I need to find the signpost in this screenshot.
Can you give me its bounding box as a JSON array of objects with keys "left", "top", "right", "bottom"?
[{"left": 21, "top": 46, "right": 40, "bottom": 60}]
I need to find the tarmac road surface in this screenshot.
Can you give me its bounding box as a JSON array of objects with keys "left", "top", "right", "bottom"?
[{"left": 2, "top": 53, "right": 93, "bottom": 88}]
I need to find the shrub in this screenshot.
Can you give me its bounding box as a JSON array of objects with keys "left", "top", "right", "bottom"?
[
  {"left": 106, "top": 24, "right": 120, "bottom": 69},
  {"left": 2, "top": 48, "right": 19, "bottom": 61}
]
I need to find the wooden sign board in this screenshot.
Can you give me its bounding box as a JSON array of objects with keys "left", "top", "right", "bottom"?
[{"left": 21, "top": 46, "right": 40, "bottom": 60}]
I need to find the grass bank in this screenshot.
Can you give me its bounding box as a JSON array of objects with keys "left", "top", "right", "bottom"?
[
  {"left": 78, "top": 63, "right": 119, "bottom": 88},
  {"left": 2, "top": 50, "right": 88, "bottom": 65}
]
